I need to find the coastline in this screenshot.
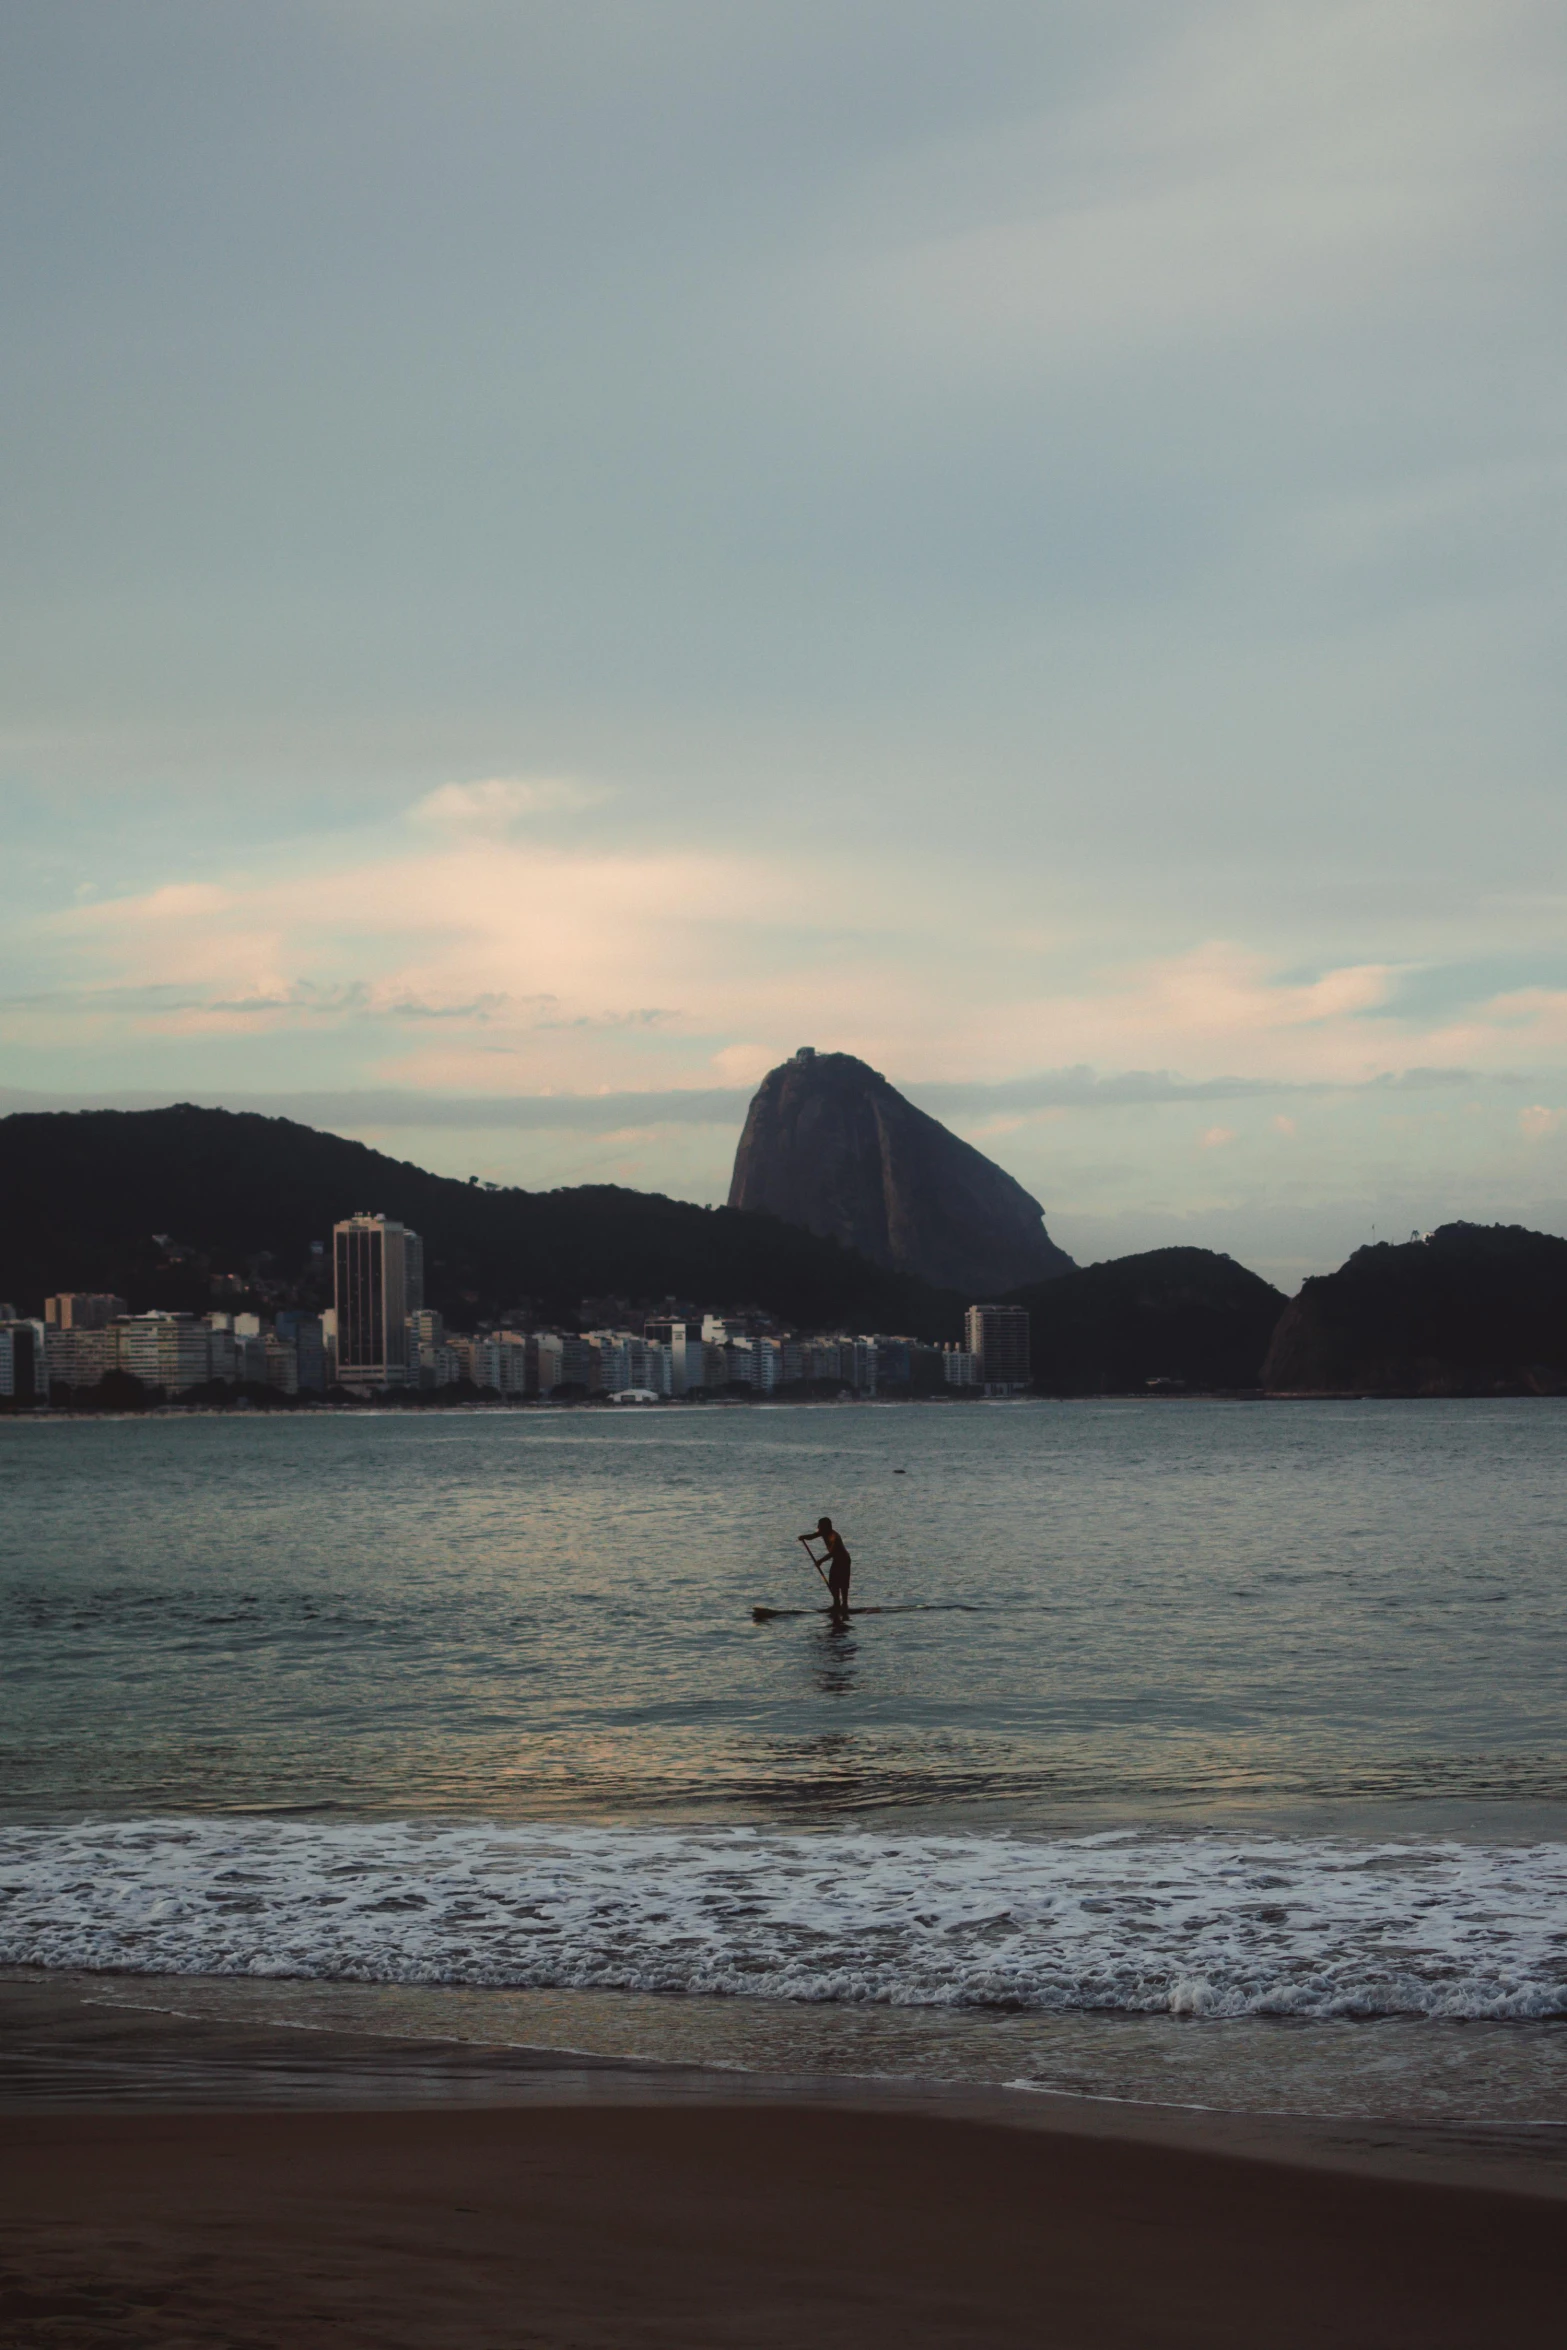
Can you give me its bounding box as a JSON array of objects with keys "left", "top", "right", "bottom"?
[{"left": 2, "top": 1974, "right": 1563, "bottom": 2348}]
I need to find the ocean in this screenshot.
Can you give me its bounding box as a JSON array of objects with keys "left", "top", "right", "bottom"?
[{"left": 4, "top": 1398, "right": 1566, "bottom": 2124}]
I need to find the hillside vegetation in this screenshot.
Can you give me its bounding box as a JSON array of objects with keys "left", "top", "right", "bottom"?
[
  {"left": 0, "top": 1105, "right": 965, "bottom": 1337},
  {"left": 1262, "top": 1223, "right": 1567, "bottom": 1395},
  {"left": 1009, "top": 1247, "right": 1287, "bottom": 1394}
]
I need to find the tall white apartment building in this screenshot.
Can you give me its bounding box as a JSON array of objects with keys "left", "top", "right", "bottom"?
[{"left": 332, "top": 1214, "right": 423, "bottom": 1388}]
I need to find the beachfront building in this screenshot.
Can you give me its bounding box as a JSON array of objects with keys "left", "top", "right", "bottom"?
[
  {"left": 0, "top": 1318, "right": 47, "bottom": 1402},
  {"left": 586, "top": 1331, "right": 676, "bottom": 1396},
  {"left": 203, "top": 1316, "right": 238, "bottom": 1383},
  {"left": 44, "top": 1292, "right": 127, "bottom": 1329},
  {"left": 332, "top": 1214, "right": 424, "bottom": 1389},
  {"left": 406, "top": 1308, "right": 461, "bottom": 1390},
  {"left": 275, "top": 1311, "right": 328, "bottom": 1392},
  {"left": 114, "top": 1313, "right": 216, "bottom": 1394},
  {"left": 643, "top": 1318, "right": 691, "bottom": 1394},
  {"left": 43, "top": 1324, "right": 118, "bottom": 1389},
  {"left": 783, "top": 1337, "right": 873, "bottom": 1390},
  {"left": 459, "top": 1330, "right": 532, "bottom": 1395},
  {"left": 964, "top": 1303, "right": 1030, "bottom": 1394}
]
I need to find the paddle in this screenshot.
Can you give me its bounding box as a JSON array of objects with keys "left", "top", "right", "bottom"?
[{"left": 797, "top": 1531, "right": 834, "bottom": 1596}]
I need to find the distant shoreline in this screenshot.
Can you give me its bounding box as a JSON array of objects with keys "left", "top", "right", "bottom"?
[{"left": 6, "top": 1387, "right": 1565, "bottom": 1420}]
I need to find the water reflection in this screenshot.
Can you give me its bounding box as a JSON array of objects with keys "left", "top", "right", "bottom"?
[{"left": 814, "top": 1622, "right": 860, "bottom": 1696}]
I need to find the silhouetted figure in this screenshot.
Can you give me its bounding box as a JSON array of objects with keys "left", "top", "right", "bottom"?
[{"left": 802, "top": 1515, "right": 852, "bottom": 1617}]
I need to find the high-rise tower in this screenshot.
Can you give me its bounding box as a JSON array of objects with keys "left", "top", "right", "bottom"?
[
  {"left": 964, "top": 1301, "right": 1030, "bottom": 1392},
  {"left": 332, "top": 1214, "right": 424, "bottom": 1388}
]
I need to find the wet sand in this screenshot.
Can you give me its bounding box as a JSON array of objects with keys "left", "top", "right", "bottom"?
[{"left": 2, "top": 1976, "right": 1564, "bottom": 2348}]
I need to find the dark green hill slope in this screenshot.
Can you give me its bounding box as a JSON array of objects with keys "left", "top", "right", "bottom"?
[
  {"left": 1262, "top": 1222, "right": 1567, "bottom": 1395},
  {"left": 0, "top": 1105, "right": 963, "bottom": 1336},
  {"left": 1008, "top": 1247, "right": 1286, "bottom": 1393}
]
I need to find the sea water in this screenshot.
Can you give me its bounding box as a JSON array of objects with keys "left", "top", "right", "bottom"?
[{"left": 3, "top": 1399, "right": 1566, "bottom": 2122}]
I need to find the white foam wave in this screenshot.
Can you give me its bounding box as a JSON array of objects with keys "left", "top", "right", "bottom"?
[{"left": 3, "top": 1820, "right": 1565, "bottom": 2021}]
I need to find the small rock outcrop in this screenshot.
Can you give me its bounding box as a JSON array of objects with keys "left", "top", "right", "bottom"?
[
  {"left": 1262, "top": 1222, "right": 1567, "bottom": 1395},
  {"left": 727, "top": 1049, "right": 1073, "bottom": 1296}
]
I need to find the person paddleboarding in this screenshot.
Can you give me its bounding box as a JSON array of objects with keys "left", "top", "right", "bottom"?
[{"left": 801, "top": 1515, "right": 852, "bottom": 1617}]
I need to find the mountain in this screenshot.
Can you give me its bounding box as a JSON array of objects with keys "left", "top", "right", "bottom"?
[
  {"left": 1008, "top": 1247, "right": 1286, "bottom": 1394},
  {"left": 0, "top": 1104, "right": 964, "bottom": 1338},
  {"left": 727, "top": 1050, "right": 1073, "bottom": 1297},
  {"left": 1261, "top": 1222, "right": 1567, "bottom": 1395}
]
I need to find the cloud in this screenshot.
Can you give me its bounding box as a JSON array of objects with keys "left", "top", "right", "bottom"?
[
  {"left": 0, "top": 1064, "right": 1539, "bottom": 1137},
  {"left": 21, "top": 849, "right": 1567, "bottom": 1101},
  {"left": 411, "top": 777, "right": 610, "bottom": 835},
  {"left": 1520, "top": 1104, "right": 1565, "bottom": 1138}
]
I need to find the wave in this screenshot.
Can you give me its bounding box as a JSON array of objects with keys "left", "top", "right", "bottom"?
[{"left": 3, "top": 1819, "right": 1565, "bottom": 2022}]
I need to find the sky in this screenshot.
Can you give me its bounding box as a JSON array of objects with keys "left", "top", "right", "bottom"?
[{"left": 3, "top": 0, "right": 1565, "bottom": 1289}]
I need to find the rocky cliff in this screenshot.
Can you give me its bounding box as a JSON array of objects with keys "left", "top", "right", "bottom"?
[
  {"left": 1262, "top": 1222, "right": 1567, "bottom": 1395},
  {"left": 727, "top": 1050, "right": 1073, "bottom": 1296}
]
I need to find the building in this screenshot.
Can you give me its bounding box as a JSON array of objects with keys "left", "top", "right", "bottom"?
[
  {"left": 585, "top": 1330, "right": 674, "bottom": 1395},
  {"left": 43, "top": 1326, "right": 117, "bottom": 1389},
  {"left": 44, "top": 1293, "right": 126, "bottom": 1329},
  {"left": 943, "top": 1348, "right": 979, "bottom": 1387},
  {"left": 643, "top": 1318, "right": 691, "bottom": 1395},
  {"left": 113, "top": 1313, "right": 215, "bottom": 1395},
  {"left": 203, "top": 1316, "right": 239, "bottom": 1383},
  {"left": 274, "top": 1311, "right": 328, "bottom": 1392},
  {"left": 461, "top": 1330, "right": 532, "bottom": 1395},
  {"left": 964, "top": 1303, "right": 1030, "bottom": 1393},
  {"left": 0, "top": 1319, "right": 47, "bottom": 1402},
  {"left": 554, "top": 1335, "right": 595, "bottom": 1392},
  {"left": 332, "top": 1214, "right": 424, "bottom": 1388},
  {"left": 404, "top": 1307, "right": 460, "bottom": 1389},
  {"left": 873, "top": 1339, "right": 950, "bottom": 1394}
]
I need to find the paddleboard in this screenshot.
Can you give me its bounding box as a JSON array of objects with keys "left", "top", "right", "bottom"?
[{"left": 750, "top": 1602, "right": 976, "bottom": 1621}]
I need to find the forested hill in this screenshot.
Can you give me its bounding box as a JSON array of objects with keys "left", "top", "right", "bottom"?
[
  {"left": 1261, "top": 1222, "right": 1567, "bottom": 1395},
  {"left": 1007, "top": 1247, "right": 1287, "bottom": 1394},
  {"left": 0, "top": 1105, "right": 964, "bottom": 1337}
]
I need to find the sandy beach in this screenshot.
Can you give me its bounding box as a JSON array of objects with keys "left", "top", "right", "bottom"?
[
  {"left": 2, "top": 1978, "right": 1564, "bottom": 2349},
  {"left": 4, "top": 2099, "right": 1564, "bottom": 2350}
]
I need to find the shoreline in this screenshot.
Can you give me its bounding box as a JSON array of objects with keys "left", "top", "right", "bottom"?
[
  {"left": 4, "top": 1972, "right": 1564, "bottom": 2202},
  {"left": 10, "top": 1389, "right": 1567, "bottom": 1420},
  {"left": 2, "top": 1979, "right": 1563, "bottom": 2348}
]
